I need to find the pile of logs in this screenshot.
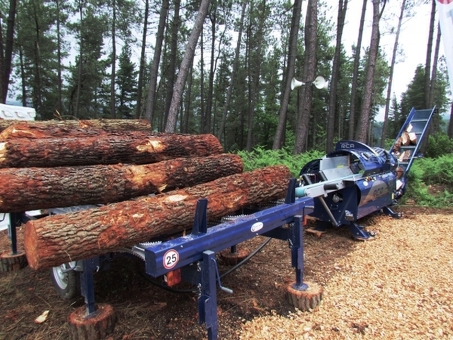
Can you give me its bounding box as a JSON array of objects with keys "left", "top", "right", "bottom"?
[
  {"left": 392, "top": 123, "right": 418, "bottom": 162},
  {"left": 0, "top": 119, "right": 292, "bottom": 271}
]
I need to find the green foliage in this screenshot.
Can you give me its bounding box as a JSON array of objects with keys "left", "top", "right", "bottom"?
[
  {"left": 237, "top": 147, "right": 324, "bottom": 177},
  {"left": 404, "top": 156, "right": 453, "bottom": 207},
  {"left": 425, "top": 133, "right": 453, "bottom": 158},
  {"left": 419, "top": 156, "right": 453, "bottom": 187}
]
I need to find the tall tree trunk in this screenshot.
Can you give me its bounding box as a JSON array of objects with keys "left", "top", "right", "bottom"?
[
  {"left": 355, "top": 0, "right": 384, "bottom": 143},
  {"left": 246, "top": 2, "right": 265, "bottom": 151},
  {"left": 163, "top": 0, "right": 180, "bottom": 129},
  {"left": 348, "top": 0, "right": 367, "bottom": 140},
  {"left": 165, "top": 0, "right": 211, "bottom": 133},
  {"left": 428, "top": 23, "right": 441, "bottom": 108},
  {"left": 19, "top": 46, "right": 27, "bottom": 106},
  {"left": 424, "top": 0, "right": 436, "bottom": 108},
  {"left": 110, "top": 1, "right": 117, "bottom": 118},
  {"left": 326, "top": 0, "right": 348, "bottom": 153},
  {"left": 32, "top": 2, "right": 43, "bottom": 112},
  {"left": 144, "top": 0, "right": 169, "bottom": 124},
  {"left": 0, "top": 18, "right": 3, "bottom": 103},
  {"left": 218, "top": 0, "right": 247, "bottom": 143},
  {"left": 182, "top": 64, "right": 193, "bottom": 133},
  {"left": 2, "top": 0, "right": 17, "bottom": 103},
  {"left": 136, "top": 0, "right": 149, "bottom": 119},
  {"left": 380, "top": 0, "right": 406, "bottom": 147},
  {"left": 199, "top": 29, "right": 206, "bottom": 133},
  {"left": 204, "top": 9, "right": 217, "bottom": 134},
  {"left": 75, "top": 1, "right": 83, "bottom": 118},
  {"left": 293, "top": 0, "right": 317, "bottom": 154},
  {"left": 448, "top": 102, "right": 453, "bottom": 138},
  {"left": 56, "top": 0, "right": 63, "bottom": 114},
  {"left": 272, "top": 0, "right": 302, "bottom": 150}
]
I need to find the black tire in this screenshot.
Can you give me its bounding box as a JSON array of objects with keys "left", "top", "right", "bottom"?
[{"left": 50, "top": 262, "right": 80, "bottom": 300}]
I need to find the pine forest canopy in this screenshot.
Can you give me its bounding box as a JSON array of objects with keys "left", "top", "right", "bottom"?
[{"left": 0, "top": 0, "right": 451, "bottom": 154}]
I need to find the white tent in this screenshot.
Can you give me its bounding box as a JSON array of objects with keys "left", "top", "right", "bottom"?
[{"left": 0, "top": 103, "right": 36, "bottom": 121}]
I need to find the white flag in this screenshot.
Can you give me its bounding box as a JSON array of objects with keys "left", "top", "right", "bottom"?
[{"left": 436, "top": 0, "right": 453, "bottom": 95}]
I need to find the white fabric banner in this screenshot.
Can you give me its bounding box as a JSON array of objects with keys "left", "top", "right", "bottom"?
[{"left": 436, "top": 0, "right": 453, "bottom": 95}]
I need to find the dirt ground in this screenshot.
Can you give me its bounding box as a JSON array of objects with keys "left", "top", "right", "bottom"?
[{"left": 1, "top": 205, "right": 452, "bottom": 340}]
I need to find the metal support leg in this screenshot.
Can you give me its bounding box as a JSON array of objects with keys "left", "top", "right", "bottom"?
[
  {"left": 8, "top": 213, "right": 19, "bottom": 255},
  {"left": 8, "top": 212, "right": 29, "bottom": 255},
  {"left": 198, "top": 250, "right": 218, "bottom": 340},
  {"left": 291, "top": 215, "right": 308, "bottom": 291},
  {"left": 382, "top": 206, "right": 401, "bottom": 218},
  {"left": 80, "top": 258, "right": 99, "bottom": 316}
]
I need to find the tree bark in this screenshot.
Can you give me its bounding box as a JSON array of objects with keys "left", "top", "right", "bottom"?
[
  {"left": 424, "top": 0, "right": 436, "bottom": 108},
  {"left": 293, "top": 0, "right": 317, "bottom": 154},
  {"left": 165, "top": 0, "right": 211, "bottom": 132},
  {"left": 448, "top": 102, "right": 453, "bottom": 139},
  {"left": 348, "top": 0, "right": 367, "bottom": 140},
  {"left": 272, "top": 0, "right": 302, "bottom": 150},
  {"left": 0, "top": 119, "right": 152, "bottom": 138},
  {"left": 355, "top": 0, "right": 384, "bottom": 143},
  {"left": 24, "top": 165, "right": 292, "bottom": 270},
  {"left": 163, "top": 0, "right": 180, "bottom": 130},
  {"left": 218, "top": 0, "right": 247, "bottom": 143},
  {"left": 0, "top": 153, "right": 243, "bottom": 212},
  {"left": 2, "top": 0, "right": 17, "bottom": 102},
  {"left": 327, "top": 0, "right": 348, "bottom": 153},
  {"left": 144, "top": 0, "right": 168, "bottom": 123},
  {"left": 381, "top": 0, "right": 406, "bottom": 147},
  {"left": 0, "top": 133, "right": 223, "bottom": 168}
]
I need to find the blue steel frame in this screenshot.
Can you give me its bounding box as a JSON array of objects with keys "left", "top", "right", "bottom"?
[{"left": 144, "top": 178, "right": 314, "bottom": 340}]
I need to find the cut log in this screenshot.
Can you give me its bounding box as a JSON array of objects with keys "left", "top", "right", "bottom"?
[
  {"left": 286, "top": 281, "right": 323, "bottom": 311},
  {"left": 0, "top": 153, "right": 243, "bottom": 212},
  {"left": 409, "top": 132, "right": 417, "bottom": 145},
  {"left": 0, "top": 119, "right": 152, "bottom": 140},
  {"left": 0, "top": 133, "right": 223, "bottom": 168},
  {"left": 24, "top": 165, "right": 292, "bottom": 270},
  {"left": 68, "top": 303, "right": 116, "bottom": 340},
  {"left": 400, "top": 132, "right": 411, "bottom": 146},
  {"left": 0, "top": 251, "right": 28, "bottom": 272}
]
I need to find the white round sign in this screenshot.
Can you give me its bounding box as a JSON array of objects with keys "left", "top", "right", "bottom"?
[{"left": 163, "top": 249, "right": 180, "bottom": 270}]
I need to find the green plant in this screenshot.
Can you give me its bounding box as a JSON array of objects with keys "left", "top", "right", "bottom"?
[
  {"left": 237, "top": 147, "right": 324, "bottom": 177},
  {"left": 403, "top": 156, "right": 453, "bottom": 207},
  {"left": 425, "top": 133, "right": 453, "bottom": 158}
]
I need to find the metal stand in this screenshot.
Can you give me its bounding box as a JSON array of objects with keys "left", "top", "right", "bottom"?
[
  {"left": 145, "top": 178, "right": 314, "bottom": 340},
  {"left": 7, "top": 212, "right": 30, "bottom": 254},
  {"left": 291, "top": 215, "right": 308, "bottom": 290},
  {"left": 80, "top": 257, "right": 99, "bottom": 316},
  {"left": 199, "top": 251, "right": 219, "bottom": 339}
]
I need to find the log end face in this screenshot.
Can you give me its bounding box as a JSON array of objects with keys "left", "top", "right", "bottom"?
[{"left": 23, "top": 221, "right": 41, "bottom": 270}]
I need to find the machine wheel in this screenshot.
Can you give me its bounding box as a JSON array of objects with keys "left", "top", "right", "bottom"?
[{"left": 51, "top": 262, "right": 80, "bottom": 300}]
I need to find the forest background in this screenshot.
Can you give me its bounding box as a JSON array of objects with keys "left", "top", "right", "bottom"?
[{"left": 0, "top": 0, "right": 452, "bottom": 155}]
